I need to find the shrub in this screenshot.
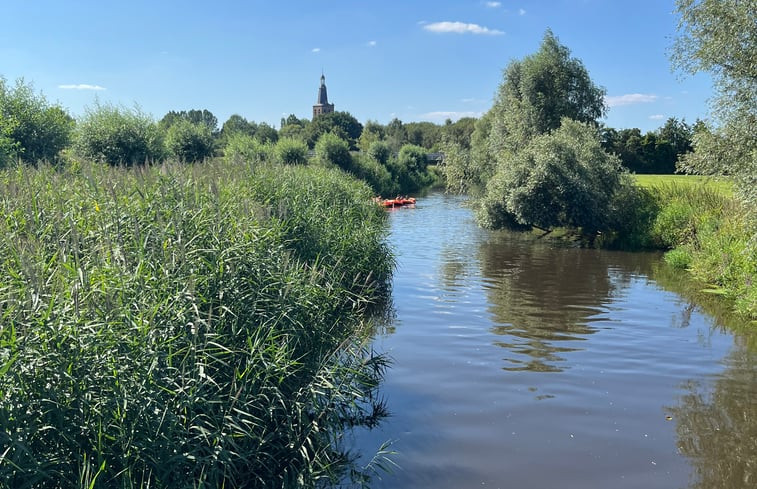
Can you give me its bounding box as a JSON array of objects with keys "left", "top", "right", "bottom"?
[
  {"left": 314, "top": 132, "right": 352, "bottom": 170},
  {"left": 165, "top": 119, "right": 215, "bottom": 162},
  {"left": 274, "top": 137, "right": 308, "bottom": 165},
  {"left": 74, "top": 102, "right": 164, "bottom": 165},
  {"left": 223, "top": 132, "right": 272, "bottom": 164},
  {"left": 603, "top": 179, "right": 659, "bottom": 249},
  {"left": 386, "top": 144, "right": 433, "bottom": 194},
  {"left": 665, "top": 247, "right": 693, "bottom": 269},
  {"left": 651, "top": 200, "right": 696, "bottom": 248},
  {"left": 0, "top": 77, "right": 74, "bottom": 164},
  {"left": 351, "top": 152, "right": 397, "bottom": 196}
]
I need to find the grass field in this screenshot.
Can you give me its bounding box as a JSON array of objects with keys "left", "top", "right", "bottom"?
[{"left": 631, "top": 174, "right": 734, "bottom": 196}]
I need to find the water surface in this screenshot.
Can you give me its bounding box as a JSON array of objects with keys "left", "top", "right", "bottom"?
[{"left": 355, "top": 192, "right": 756, "bottom": 489}]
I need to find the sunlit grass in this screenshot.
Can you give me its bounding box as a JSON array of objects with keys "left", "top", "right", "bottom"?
[{"left": 632, "top": 174, "right": 734, "bottom": 196}]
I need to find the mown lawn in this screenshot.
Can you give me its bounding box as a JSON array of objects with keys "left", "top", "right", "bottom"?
[{"left": 631, "top": 174, "right": 734, "bottom": 196}]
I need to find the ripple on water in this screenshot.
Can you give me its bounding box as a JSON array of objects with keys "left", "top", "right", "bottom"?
[{"left": 353, "top": 192, "right": 757, "bottom": 489}]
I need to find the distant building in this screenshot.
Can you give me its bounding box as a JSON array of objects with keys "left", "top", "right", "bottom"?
[{"left": 312, "top": 73, "right": 335, "bottom": 119}]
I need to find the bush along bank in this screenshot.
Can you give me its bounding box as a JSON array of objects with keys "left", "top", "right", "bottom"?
[
  {"left": 0, "top": 159, "right": 394, "bottom": 488},
  {"left": 614, "top": 182, "right": 756, "bottom": 321},
  {"left": 650, "top": 184, "right": 755, "bottom": 321}
]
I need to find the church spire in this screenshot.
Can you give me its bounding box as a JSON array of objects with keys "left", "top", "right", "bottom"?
[{"left": 313, "top": 72, "right": 335, "bottom": 118}]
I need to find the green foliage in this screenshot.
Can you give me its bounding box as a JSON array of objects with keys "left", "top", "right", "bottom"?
[
  {"left": 602, "top": 179, "right": 659, "bottom": 249},
  {"left": 490, "top": 29, "right": 606, "bottom": 154},
  {"left": 440, "top": 139, "right": 475, "bottom": 195},
  {"left": 358, "top": 120, "right": 386, "bottom": 152},
  {"left": 0, "top": 77, "right": 74, "bottom": 164},
  {"left": 641, "top": 182, "right": 756, "bottom": 318},
  {"left": 220, "top": 114, "right": 279, "bottom": 145},
  {"left": 74, "top": 102, "right": 164, "bottom": 165},
  {"left": 442, "top": 117, "right": 476, "bottom": 149},
  {"left": 307, "top": 111, "right": 362, "bottom": 149},
  {"left": 397, "top": 144, "right": 428, "bottom": 173},
  {"left": 652, "top": 200, "right": 697, "bottom": 248},
  {"left": 165, "top": 119, "right": 215, "bottom": 162},
  {"left": 160, "top": 109, "right": 218, "bottom": 134},
  {"left": 351, "top": 152, "right": 397, "bottom": 196},
  {"left": 387, "top": 144, "right": 433, "bottom": 194},
  {"left": 384, "top": 118, "right": 406, "bottom": 153},
  {"left": 367, "top": 140, "right": 391, "bottom": 165},
  {"left": 220, "top": 113, "right": 254, "bottom": 137},
  {"left": 672, "top": 0, "right": 757, "bottom": 210},
  {"left": 665, "top": 247, "right": 694, "bottom": 269},
  {"left": 404, "top": 121, "right": 441, "bottom": 149},
  {"left": 314, "top": 132, "right": 352, "bottom": 170},
  {"left": 278, "top": 113, "right": 309, "bottom": 142},
  {"left": 480, "top": 119, "right": 623, "bottom": 234},
  {"left": 222, "top": 132, "right": 272, "bottom": 164},
  {"left": 274, "top": 137, "right": 308, "bottom": 165},
  {"left": 0, "top": 159, "right": 393, "bottom": 488},
  {"left": 601, "top": 119, "right": 694, "bottom": 174},
  {"left": 0, "top": 113, "right": 19, "bottom": 168}
]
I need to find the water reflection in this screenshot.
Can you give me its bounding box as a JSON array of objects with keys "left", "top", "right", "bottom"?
[
  {"left": 669, "top": 343, "right": 757, "bottom": 489},
  {"left": 476, "top": 234, "right": 604, "bottom": 371},
  {"left": 351, "top": 192, "right": 757, "bottom": 489}
]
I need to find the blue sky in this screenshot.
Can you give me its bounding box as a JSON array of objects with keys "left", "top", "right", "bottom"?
[{"left": 1, "top": 0, "right": 713, "bottom": 132}]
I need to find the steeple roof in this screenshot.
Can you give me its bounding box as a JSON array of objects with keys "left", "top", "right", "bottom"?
[{"left": 316, "top": 74, "right": 329, "bottom": 105}]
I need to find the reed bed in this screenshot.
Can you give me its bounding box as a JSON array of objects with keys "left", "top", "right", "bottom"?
[
  {"left": 644, "top": 182, "right": 756, "bottom": 320},
  {"left": 0, "top": 159, "right": 394, "bottom": 488}
]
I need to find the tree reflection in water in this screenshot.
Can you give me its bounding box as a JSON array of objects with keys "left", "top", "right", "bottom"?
[
  {"left": 475, "top": 231, "right": 651, "bottom": 372},
  {"left": 668, "top": 342, "right": 757, "bottom": 489}
]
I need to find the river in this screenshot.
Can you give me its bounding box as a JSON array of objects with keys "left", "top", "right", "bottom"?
[{"left": 352, "top": 191, "right": 756, "bottom": 489}]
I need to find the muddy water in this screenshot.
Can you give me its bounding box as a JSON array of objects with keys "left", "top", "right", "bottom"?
[{"left": 354, "top": 192, "right": 756, "bottom": 489}]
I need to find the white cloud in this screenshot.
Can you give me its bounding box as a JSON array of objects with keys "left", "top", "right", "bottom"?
[
  {"left": 649, "top": 114, "right": 665, "bottom": 120},
  {"left": 311, "top": 47, "right": 321, "bottom": 53},
  {"left": 58, "top": 84, "right": 106, "bottom": 91},
  {"left": 604, "top": 93, "right": 659, "bottom": 107},
  {"left": 486, "top": 1, "right": 502, "bottom": 7},
  {"left": 461, "top": 97, "right": 487, "bottom": 104},
  {"left": 423, "top": 21, "right": 504, "bottom": 35},
  {"left": 367, "top": 40, "right": 377, "bottom": 47},
  {"left": 421, "top": 110, "right": 482, "bottom": 122},
  {"left": 519, "top": 8, "right": 526, "bottom": 15}
]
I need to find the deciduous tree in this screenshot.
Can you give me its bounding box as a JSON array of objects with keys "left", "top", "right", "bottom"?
[{"left": 672, "top": 0, "right": 757, "bottom": 207}]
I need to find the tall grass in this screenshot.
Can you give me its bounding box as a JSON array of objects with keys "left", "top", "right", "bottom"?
[
  {"left": 0, "top": 159, "right": 394, "bottom": 488},
  {"left": 643, "top": 182, "right": 756, "bottom": 320}
]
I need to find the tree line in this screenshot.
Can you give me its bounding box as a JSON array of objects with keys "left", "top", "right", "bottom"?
[{"left": 1, "top": 76, "right": 702, "bottom": 178}]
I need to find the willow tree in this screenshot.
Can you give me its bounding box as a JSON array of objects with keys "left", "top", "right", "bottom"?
[
  {"left": 490, "top": 29, "right": 606, "bottom": 156},
  {"left": 672, "top": 0, "right": 757, "bottom": 208},
  {"left": 477, "top": 30, "right": 618, "bottom": 232}
]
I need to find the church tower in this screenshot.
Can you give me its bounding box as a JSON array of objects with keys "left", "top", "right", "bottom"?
[{"left": 312, "top": 73, "right": 335, "bottom": 119}]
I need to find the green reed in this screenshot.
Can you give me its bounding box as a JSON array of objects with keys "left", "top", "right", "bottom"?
[
  {"left": 0, "top": 159, "right": 394, "bottom": 488},
  {"left": 645, "top": 182, "right": 756, "bottom": 320}
]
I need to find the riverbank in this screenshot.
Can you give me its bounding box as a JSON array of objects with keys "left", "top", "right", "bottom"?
[
  {"left": 633, "top": 176, "right": 755, "bottom": 322},
  {"left": 0, "top": 159, "right": 394, "bottom": 487}
]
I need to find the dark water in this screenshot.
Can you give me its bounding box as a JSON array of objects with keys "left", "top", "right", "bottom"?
[{"left": 353, "top": 192, "right": 757, "bottom": 489}]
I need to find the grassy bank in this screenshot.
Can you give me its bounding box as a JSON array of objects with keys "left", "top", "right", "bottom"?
[
  {"left": 633, "top": 176, "right": 755, "bottom": 321},
  {"left": 0, "top": 159, "right": 394, "bottom": 487}
]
